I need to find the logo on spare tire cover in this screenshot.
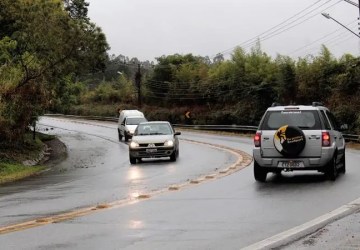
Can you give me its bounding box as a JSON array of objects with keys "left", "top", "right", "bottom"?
[{"left": 274, "top": 125, "right": 306, "bottom": 157}]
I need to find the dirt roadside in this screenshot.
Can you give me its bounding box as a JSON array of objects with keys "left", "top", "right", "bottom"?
[{"left": 40, "top": 137, "right": 67, "bottom": 167}]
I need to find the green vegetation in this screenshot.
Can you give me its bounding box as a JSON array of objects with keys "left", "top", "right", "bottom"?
[
  {"left": 63, "top": 45, "right": 360, "bottom": 134},
  {"left": 0, "top": 0, "right": 108, "bottom": 144},
  {"left": 0, "top": 164, "right": 45, "bottom": 184},
  {"left": 1, "top": 0, "right": 359, "bottom": 154},
  {"left": 0, "top": 132, "right": 52, "bottom": 184}
]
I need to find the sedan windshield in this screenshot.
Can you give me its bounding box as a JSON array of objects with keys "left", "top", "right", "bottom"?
[{"left": 135, "top": 123, "right": 172, "bottom": 135}]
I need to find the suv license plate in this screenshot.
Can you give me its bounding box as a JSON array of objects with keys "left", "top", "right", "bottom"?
[
  {"left": 146, "top": 148, "right": 157, "bottom": 153},
  {"left": 279, "top": 161, "right": 304, "bottom": 168}
]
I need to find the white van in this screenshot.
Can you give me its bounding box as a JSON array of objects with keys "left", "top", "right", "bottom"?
[{"left": 118, "top": 110, "right": 146, "bottom": 141}]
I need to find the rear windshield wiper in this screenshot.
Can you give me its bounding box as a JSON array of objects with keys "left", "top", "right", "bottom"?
[{"left": 298, "top": 126, "right": 311, "bottom": 129}]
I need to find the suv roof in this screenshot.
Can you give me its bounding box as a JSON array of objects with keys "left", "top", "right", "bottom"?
[{"left": 267, "top": 104, "right": 329, "bottom": 112}]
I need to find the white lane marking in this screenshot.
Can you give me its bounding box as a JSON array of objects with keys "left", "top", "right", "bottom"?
[{"left": 242, "top": 197, "right": 360, "bottom": 250}]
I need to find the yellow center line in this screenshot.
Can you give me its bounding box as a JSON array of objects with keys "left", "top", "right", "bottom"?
[{"left": 0, "top": 139, "right": 252, "bottom": 235}]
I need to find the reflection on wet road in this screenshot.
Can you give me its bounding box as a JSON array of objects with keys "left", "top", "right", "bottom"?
[
  {"left": 0, "top": 117, "right": 237, "bottom": 226},
  {"left": 1, "top": 117, "right": 360, "bottom": 250}
]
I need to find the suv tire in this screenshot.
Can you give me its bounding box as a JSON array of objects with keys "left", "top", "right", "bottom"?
[
  {"left": 254, "top": 160, "right": 267, "bottom": 182},
  {"left": 326, "top": 154, "right": 338, "bottom": 181},
  {"left": 274, "top": 126, "right": 306, "bottom": 157},
  {"left": 339, "top": 153, "right": 346, "bottom": 173}
]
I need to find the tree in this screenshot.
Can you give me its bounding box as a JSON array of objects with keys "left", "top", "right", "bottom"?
[
  {"left": 0, "top": 0, "right": 109, "bottom": 144},
  {"left": 274, "top": 55, "right": 296, "bottom": 105},
  {"left": 145, "top": 54, "right": 208, "bottom": 105},
  {"left": 63, "top": 0, "right": 89, "bottom": 21}
]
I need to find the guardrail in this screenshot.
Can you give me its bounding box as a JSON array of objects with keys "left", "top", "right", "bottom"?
[
  {"left": 45, "top": 114, "right": 119, "bottom": 122},
  {"left": 172, "top": 124, "right": 258, "bottom": 132},
  {"left": 343, "top": 134, "right": 360, "bottom": 143},
  {"left": 172, "top": 124, "right": 359, "bottom": 143},
  {"left": 44, "top": 114, "right": 360, "bottom": 143}
]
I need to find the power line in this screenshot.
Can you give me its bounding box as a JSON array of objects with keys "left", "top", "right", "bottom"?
[
  {"left": 237, "top": 0, "right": 344, "bottom": 52},
  {"left": 289, "top": 20, "right": 358, "bottom": 55},
  {"left": 212, "top": 0, "right": 340, "bottom": 57}
]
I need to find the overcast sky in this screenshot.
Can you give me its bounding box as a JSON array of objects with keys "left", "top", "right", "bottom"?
[{"left": 87, "top": 0, "right": 360, "bottom": 62}]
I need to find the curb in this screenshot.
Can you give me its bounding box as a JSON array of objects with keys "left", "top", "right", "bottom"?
[
  {"left": 242, "top": 197, "right": 360, "bottom": 250},
  {"left": 22, "top": 144, "right": 51, "bottom": 166}
]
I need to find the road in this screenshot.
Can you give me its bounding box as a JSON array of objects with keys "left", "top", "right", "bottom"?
[
  {"left": 0, "top": 117, "right": 360, "bottom": 249},
  {"left": 0, "top": 117, "right": 237, "bottom": 227}
]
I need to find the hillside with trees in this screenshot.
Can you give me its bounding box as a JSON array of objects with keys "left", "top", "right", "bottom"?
[
  {"left": 1, "top": 0, "right": 359, "bottom": 152},
  {"left": 0, "top": 0, "right": 109, "bottom": 146},
  {"left": 66, "top": 43, "right": 360, "bottom": 134}
]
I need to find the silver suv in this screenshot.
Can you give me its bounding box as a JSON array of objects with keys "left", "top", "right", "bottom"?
[{"left": 253, "top": 102, "right": 346, "bottom": 182}]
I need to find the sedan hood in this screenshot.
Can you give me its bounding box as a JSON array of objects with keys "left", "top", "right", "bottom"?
[{"left": 132, "top": 135, "right": 174, "bottom": 144}]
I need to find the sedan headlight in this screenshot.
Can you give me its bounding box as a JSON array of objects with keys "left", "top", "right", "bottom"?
[
  {"left": 164, "top": 140, "right": 174, "bottom": 147},
  {"left": 130, "top": 141, "right": 139, "bottom": 148}
]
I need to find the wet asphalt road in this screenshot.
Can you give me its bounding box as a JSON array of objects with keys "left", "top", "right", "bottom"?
[
  {"left": 1, "top": 117, "right": 360, "bottom": 249},
  {"left": 0, "top": 117, "right": 236, "bottom": 226}
]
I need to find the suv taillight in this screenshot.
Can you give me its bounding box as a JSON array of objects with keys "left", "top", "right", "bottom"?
[
  {"left": 322, "top": 132, "right": 331, "bottom": 147},
  {"left": 254, "top": 132, "right": 261, "bottom": 147}
]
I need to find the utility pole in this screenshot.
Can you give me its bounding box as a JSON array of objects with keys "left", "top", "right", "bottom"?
[
  {"left": 135, "top": 64, "right": 142, "bottom": 108},
  {"left": 342, "top": 0, "right": 360, "bottom": 36},
  {"left": 358, "top": 0, "right": 360, "bottom": 37}
]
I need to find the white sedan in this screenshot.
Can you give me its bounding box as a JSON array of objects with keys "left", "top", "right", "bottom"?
[{"left": 128, "top": 121, "right": 181, "bottom": 164}]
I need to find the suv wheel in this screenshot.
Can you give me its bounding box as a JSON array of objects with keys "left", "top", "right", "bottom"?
[
  {"left": 274, "top": 126, "right": 306, "bottom": 157},
  {"left": 339, "top": 153, "right": 346, "bottom": 173},
  {"left": 254, "top": 160, "right": 267, "bottom": 182},
  {"left": 326, "top": 154, "right": 338, "bottom": 181}
]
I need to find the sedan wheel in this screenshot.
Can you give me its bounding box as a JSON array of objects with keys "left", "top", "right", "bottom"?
[
  {"left": 170, "top": 150, "right": 177, "bottom": 162},
  {"left": 130, "top": 156, "right": 137, "bottom": 164},
  {"left": 118, "top": 129, "right": 122, "bottom": 141}
]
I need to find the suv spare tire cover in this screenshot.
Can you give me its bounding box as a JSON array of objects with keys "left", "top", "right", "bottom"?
[{"left": 273, "top": 125, "right": 306, "bottom": 157}]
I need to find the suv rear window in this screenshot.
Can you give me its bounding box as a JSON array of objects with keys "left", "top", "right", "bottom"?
[{"left": 260, "top": 110, "right": 321, "bottom": 130}]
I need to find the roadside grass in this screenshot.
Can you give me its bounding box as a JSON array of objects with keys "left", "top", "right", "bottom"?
[
  {"left": 346, "top": 142, "right": 360, "bottom": 150},
  {"left": 0, "top": 163, "right": 45, "bottom": 184},
  {"left": 0, "top": 132, "right": 54, "bottom": 185}
]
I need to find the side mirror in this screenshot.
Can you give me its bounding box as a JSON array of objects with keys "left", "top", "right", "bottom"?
[
  {"left": 174, "top": 131, "right": 181, "bottom": 136},
  {"left": 340, "top": 124, "right": 348, "bottom": 131}
]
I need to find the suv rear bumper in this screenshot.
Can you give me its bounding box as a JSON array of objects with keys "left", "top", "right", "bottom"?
[{"left": 253, "top": 147, "right": 335, "bottom": 170}]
